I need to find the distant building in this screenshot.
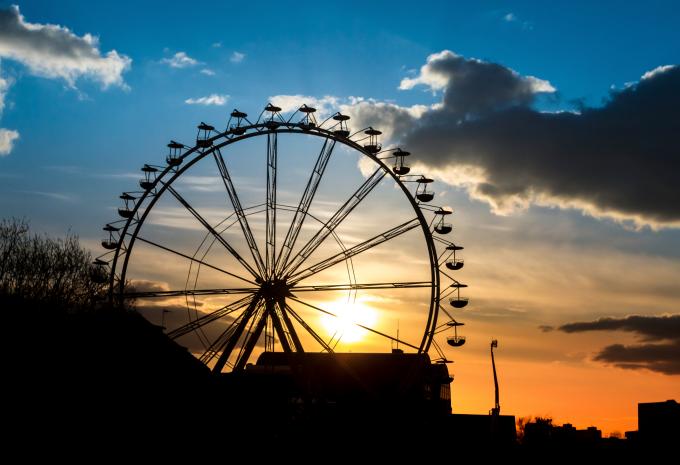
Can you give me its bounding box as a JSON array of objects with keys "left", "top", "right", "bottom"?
[
  {"left": 638, "top": 399, "right": 680, "bottom": 444},
  {"left": 524, "top": 420, "right": 602, "bottom": 448}
]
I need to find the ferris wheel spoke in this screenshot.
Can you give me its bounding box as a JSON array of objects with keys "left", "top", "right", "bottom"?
[
  {"left": 265, "top": 132, "right": 277, "bottom": 278},
  {"left": 168, "top": 294, "right": 254, "bottom": 340},
  {"left": 199, "top": 305, "right": 251, "bottom": 364},
  {"left": 277, "top": 300, "right": 304, "bottom": 352},
  {"left": 288, "top": 296, "right": 420, "bottom": 351},
  {"left": 164, "top": 183, "right": 261, "bottom": 280},
  {"left": 275, "top": 138, "right": 336, "bottom": 276},
  {"left": 123, "top": 287, "right": 259, "bottom": 299},
  {"left": 133, "top": 235, "right": 256, "bottom": 286},
  {"left": 288, "top": 218, "right": 420, "bottom": 284},
  {"left": 212, "top": 296, "right": 262, "bottom": 373},
  {"left": 291, "top": 281, "right": 433, "bottom": 292},
  {"left": 269, "top": 301, "right": 293, "bottom": 352},
  {"left": 281, "top": 167, "right": 386, "bottom": 277},
  {"left": 233, "top": 302, "right": 269, "bottom": 371},
  {"left": 284, "top": 303, "right": 333, "bottom": 353},
  {"left": 213, "top": 149, "right": 267, "bottom": 277}
]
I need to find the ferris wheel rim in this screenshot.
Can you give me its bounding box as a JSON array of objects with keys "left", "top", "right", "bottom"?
[{"left": 102, "top": 117, "right": 445, "bottom": 367}]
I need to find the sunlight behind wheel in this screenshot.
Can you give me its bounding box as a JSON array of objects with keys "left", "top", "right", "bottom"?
[{"left": 320, "top": 298, "right": 378, "bottom": 344}]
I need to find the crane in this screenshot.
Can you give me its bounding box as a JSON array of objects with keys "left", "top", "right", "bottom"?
[{"left": 490, "top": 339, "right": 500, "bottom": 417}]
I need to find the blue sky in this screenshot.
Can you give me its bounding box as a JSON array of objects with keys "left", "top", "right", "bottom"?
[
  {"left": 1, "top": 1, "right": 679, "bottom": 432},
  {"left": 2, "top": 0, "right": 679, "bottom": 237}
]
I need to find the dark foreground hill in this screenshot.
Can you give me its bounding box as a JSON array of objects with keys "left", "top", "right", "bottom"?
[
  {"left": 4, "top": 296, "right": 653, "bottom": 460},
  {"left": 5, "top": 298, "right": 214, "bottom": 444}
]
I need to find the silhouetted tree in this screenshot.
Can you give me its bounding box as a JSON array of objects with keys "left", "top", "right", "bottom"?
[
  {"left": 0, "top": 218, "right": 105, "bottom": 310},
  {"left": 517, "top": 416, "right": 533, "bottom": 443}
]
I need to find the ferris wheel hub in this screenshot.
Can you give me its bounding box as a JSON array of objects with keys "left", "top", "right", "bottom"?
[{"left": 260, "top": 278, "right": 293, "bottom": 299}]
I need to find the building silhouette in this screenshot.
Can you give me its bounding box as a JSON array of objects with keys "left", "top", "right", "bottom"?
[{"left": 638, "top": 399, "right": 680, "bottom": 446}]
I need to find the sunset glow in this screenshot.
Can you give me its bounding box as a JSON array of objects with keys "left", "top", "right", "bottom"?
[
  {"left": 320, "top": 299, "right": 378, "bottom": 344},
  {"left": 2, "top": 2, "right": 678, "bottom": 439}
]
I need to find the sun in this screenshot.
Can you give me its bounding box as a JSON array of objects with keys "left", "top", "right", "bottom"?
[{"left": 320, "top": 299, "right": 378, "bottom": 344}]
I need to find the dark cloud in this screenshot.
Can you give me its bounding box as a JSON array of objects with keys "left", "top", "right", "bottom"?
[
  {"left": 558, "top": 314, "right": 680, "bottom": 375},
  {"left": 400, "top": 50, "right": 553, "bottom": 116},
  {"left": 137, "top": 303, "right": 264, "bottom": 356},
  {"left": 353, "top": 50, "right": 680, "bottom": 228},
  {"left": 538, "top": 325, "right": 554, "bottom": 332},
  {"left": 594, "top": 342, "right": 680, "bottom": 375},
  {"left": 128, "top": 279, "right": 170, "bottom": 293},
  {"left": 559, "top": 314, "right": 680, "bottom": 341}
]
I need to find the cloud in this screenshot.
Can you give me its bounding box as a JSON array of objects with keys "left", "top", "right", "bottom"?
[
  {"left": 17, "top": 189, "right": 75, "bottom": 202},
  {"left": 267, "top": 94, "right": 430, "bottom": 141},
  {"left": 558, "top": 314, "right": 680, "bottom": 375},
  {"left": 345, "top": 50, "right": 680, "bottom": 229},
  {"left": 592, "top": 342, "right": 680, "bottom": 375},
  {"left": 212, "top": 41, "right": 222, "bottom": 48},
  {"left": 268, "top": 94, "right": 341, "bottom": 117},
  {"left": 0, "top": 68, "right": 18, "bottom": 156},
  {"left": 340, "top": 99, "right": 430, "bottom": 142},
  {"left": 129, "top": 279, "right": 170, "bottom": 293},
  {"left": 200, "top": 68, "right": 215, "bottom": 76},
  {"left": 136, "top": 303, "right": 242, "bottom": 354},
  {"left": 184, "top": 94, "right": 229, "bottom": 106},
  {"left": 559, "top": 314, "right": 680, "bottom": 341},
  {"left": 0, "top": 5, "right": 131, "bottom": 88},
  {"left": 0, "top": 128, "right": 19, "bottom": 155},
  {"left": 398, "top": 50, "right": 554, "bottom": 105},
  {"left": 0, "top": 69, "right": 11, "bottom": 113},
  {"left": 641, "top": 64, "right": 675, "bottom": 80},
  {"left": 501, "top": 12, "right": 533, "bottom": 30},
  {"left": 230, "top": 51, "right": 245, "bottom": 63},
  {"left": 162, "top": 51, "right": 199, "bottom": 68}
]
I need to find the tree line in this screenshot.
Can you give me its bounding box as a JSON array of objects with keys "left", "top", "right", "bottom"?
[{"left": 0, "top": 218, "right": 106, "bottom": 310}]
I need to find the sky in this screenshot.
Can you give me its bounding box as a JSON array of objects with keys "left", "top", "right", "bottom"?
[{"left": 1, "top": 1, "right": 679, "bottom": 435}]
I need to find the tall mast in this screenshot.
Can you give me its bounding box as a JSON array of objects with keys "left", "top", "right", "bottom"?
[{"left": 490, "top": 339, "right": 500, "bottom": 416}]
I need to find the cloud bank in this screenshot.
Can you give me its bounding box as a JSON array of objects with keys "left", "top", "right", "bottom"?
[
  {"left": 347, "top": 50, "right": 680, "bottom": 229},
  {"left": 0, "top": 5, "right": 131, "bottom": 88},
  {"left": 559, "top": 314, "right": 680, "bottom": 375}
]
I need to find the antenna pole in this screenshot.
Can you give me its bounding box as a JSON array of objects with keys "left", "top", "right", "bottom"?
[{"left": 490, "top": 339, "right": 500, "bottom": 416}]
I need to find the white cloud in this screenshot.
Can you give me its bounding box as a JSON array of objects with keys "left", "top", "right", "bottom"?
[
  {"left": 0, "top": 69, "right": 18, "bottom": 156},
  {"left": 230, "top": 51, "right": 245, "bottom": 63},
  {"left": 340, "top": 99, "right": 430, "bottom": 141},
  {"left": 504, "top": 13, "right": 516, "bottom": 22},
  {"left": 0, "top": 70, "right": 10, "bottom": 113},
  {"left": 399, "top": 50, "right": 554, "bottom": 94},
  {"left": 0, "top": 128, "right": 19, "bottom": 156},
  {"left": 212, "top": 41, "right": 222, "bottom": 48},
  {"left": 641, "top": 64, "right": 676, "bottom": 80},
  {"left": 399, "top": 50, "right": 454, "bottom": 91},
  {"left": 267, "top": 93, "right": 430, "bottom": 139},
  {"left": 0, "top": 5, "right": 131, "bottom": 89},
  {"left": 162, "top": 51, "right": 199, "bottom": 68},
  {"left": 526, "top": 75, "right": 556, "bottom": 93},
  {"left": 268, "top": 94, "right": 340, "bottom": 117},
  {"left": 184, "top": 94, "right": 229, "bottom": 106},
  {"left": 200, "top": 68, "right": 215, "bottom": 76}
]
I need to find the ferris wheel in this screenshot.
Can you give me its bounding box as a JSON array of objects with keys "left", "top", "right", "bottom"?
[{"left": 92, "top": 103, "right": 469, "bottom": 373}]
